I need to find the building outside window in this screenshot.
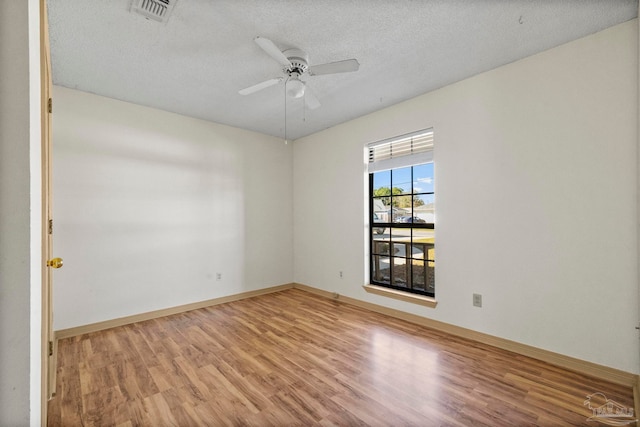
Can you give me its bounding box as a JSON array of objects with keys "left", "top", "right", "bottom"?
[{"left": 368, "top": 129, "right": 434, "bottom": 297}]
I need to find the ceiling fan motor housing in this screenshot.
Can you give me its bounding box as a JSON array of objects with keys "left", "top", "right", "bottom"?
[{"left": 283, "top": 48, "right": 309, "bottom": 75}]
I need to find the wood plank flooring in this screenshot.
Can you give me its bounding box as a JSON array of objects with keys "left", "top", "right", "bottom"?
[{"left": 47, "top": 288, "right": 634, "bottom": 426}]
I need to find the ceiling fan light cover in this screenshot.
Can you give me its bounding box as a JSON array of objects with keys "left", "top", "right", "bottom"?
[{"left": 286, "top": 79, "right": 305, "bottom": 98}]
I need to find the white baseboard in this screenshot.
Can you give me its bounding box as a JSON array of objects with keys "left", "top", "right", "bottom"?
[
  {"left": 54, "top": 281, "right": 637, "bottom": 390},
  {"left": 55, "top": 283, "right": 294, "bottom": 340},
  {"left": 293, "top": 283, "right": 638, "bottom": 388}
]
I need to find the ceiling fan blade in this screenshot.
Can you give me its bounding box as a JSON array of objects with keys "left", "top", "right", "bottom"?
[
  {"left": 239, "top": 77, "right": 283, "bottom": 95},
  {"left": 304, "top": 87, "right": 321, "bottom": 110},
  {"left": 254, "top": 36, "right": 291, "bottom": 68},
  {"left": 308, "top": 59, "right": 360, "bottom": 76}
]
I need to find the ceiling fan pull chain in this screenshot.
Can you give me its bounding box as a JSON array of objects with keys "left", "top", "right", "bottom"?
[{"left": 284, "top": 76, "right": 289, "bottom": 144}]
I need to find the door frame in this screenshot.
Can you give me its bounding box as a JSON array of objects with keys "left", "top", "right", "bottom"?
[{"left": 40, "top": 0, "right": 55, "bottom": 423}]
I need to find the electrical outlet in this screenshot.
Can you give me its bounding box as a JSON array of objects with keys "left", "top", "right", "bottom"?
[
  {"left": 473, "top": 293, "right": 482, "bottom": 307},
  {"left": 216, "top": 273, "right": 222, "bottom": 281},
  {"left": 339, "top": 271, "right": 343, "bottom": 278}
]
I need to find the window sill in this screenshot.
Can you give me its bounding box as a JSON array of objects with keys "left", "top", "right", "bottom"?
[{"left": 363, "top": 284, "right": 438, "bottom": 308}]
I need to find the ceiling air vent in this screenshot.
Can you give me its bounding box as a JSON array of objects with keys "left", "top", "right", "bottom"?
[{"left": 130, "top": 0, "right": 177, "bottom": 23}]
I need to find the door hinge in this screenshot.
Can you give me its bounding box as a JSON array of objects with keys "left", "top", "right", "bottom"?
[
  {"left": 47, "top": 98, "right": 52, "bottom": 114},
  {"left": 48, "top": 341, "right": 53, "bottom": 356},
  {"left": 48, "top": 219, "right": 53, "bottom": 235}
]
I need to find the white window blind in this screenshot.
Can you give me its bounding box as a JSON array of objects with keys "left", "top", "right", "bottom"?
[{"left": 367, "top": 128, "right": 433, "bottom": 173}]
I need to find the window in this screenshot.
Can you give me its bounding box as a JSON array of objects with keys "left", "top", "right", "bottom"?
[{"left": 368, "top": 129, "right": 434, "bottom": 297}]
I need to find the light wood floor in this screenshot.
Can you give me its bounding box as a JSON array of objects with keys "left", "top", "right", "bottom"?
[{"left": 48, "top": 288, "right": 634, "bottom": 426}]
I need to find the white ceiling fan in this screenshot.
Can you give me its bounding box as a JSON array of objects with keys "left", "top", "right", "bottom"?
[{"left": 239, "top": 36, "right": 360, "bottom": 110}]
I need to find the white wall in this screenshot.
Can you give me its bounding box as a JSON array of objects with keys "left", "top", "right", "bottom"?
[
  {"left": 293, "top": 20, "right": 639, "bottom": 373},
  {"left": 0, "top": 0, "right": 42, "bottom": 425},
  {"left": 52, "top": 87, "right": 293, "bottom": 330}
]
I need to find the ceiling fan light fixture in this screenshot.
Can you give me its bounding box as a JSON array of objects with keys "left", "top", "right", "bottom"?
[{"left": 286, "top": 78, "right": 305, "bottom": 99}]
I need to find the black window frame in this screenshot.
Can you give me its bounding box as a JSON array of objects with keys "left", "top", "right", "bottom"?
[{"left": 369, "top": 164, "right": 435, "bottom": 297}]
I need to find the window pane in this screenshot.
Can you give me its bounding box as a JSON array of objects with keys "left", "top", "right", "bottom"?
[
  {"left": 427, "top": 247, "right": 435, "bottom": 263},
  {"left": 393, "top": 242, "right": 406, "bottom": 258},
  {"left": 413, "top": 163, "right": 434, "bottom": 193},
  {"left": 392, "top": 257, "right": 408, "bottom": 287},
  {"left": 391, "top": 167, "right": 412, "bottom": 194},
  {"left": 412, "top": 260, "right": 426, "bottom": 291},
  {"left": 372, "top": 255, "right": 390, "bottom": 284},
  {"left": 393, "top": 195, "right": 412, "bottom": 221},
  {"left": 414, "top": 228, "right": 435, "bottom": 292},
  {"left": 372, "top": 240, "right": 390, "bottom": 256},
  {"left": 415, "top": 226, "right": 435, "bottom": 292},
  {"left": 410, "top": 242, "right": 426, "bottom": 260},
  {"left": 413, "top": 228, "right": 434, "bottom": 245},
  {"left": 373, "top": 197, "right": 391, "bottom": 223},
  {"left": 391, "top": 227, "right": 411, "bottom": 245},
  {"left": 373, "top": 170, "right": 391, "bottom": 194},
  {"left": 413, "top": 194, "right": 435, "bottom": 224},
  {"left": 426, "top": 259, "right": 435, "bottom": 292}
]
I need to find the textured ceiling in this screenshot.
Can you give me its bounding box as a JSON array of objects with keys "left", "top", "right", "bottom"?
[{"left": 47, "top": 0, "right": 637, "bottom": 141}]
